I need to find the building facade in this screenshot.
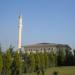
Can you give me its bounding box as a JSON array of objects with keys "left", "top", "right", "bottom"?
[{"left": 24, "top": 43, "right": 71, "bottom": 54}]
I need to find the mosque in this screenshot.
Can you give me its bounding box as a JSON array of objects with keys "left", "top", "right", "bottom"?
[{"left": 18, "top": 15, "right": 71, "bottom": 54}]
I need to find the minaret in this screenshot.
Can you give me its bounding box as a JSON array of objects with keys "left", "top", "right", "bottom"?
[{"left": 18, "top": 15, "right": 23, "bottom": 53}]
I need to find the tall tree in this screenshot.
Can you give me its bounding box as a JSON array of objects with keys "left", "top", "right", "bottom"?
[
  {"left": 74, "top": 50, "right": 75, "bottom": 56},
  {"left": 57, "top": 49, "right": 65, "bottom": 66},
  {"left": 14, "top": 51, "right": 22, "bottom": 75},
  {"left": 34, "top": 53, "right": 40, "bottom": 72},
  {"left": 29, "top": 52, "right": 35, "bottom": 72},
  {"left": 44, "top": 52, "right": 49, "bottom": 68},
  {"left": 4, "top": 49, "right": 12, "bottom": 75},
  {"left": 48, "top": 50, "right": 56, "bottom": 67},
  {"left": 73, "top": 50, "right": 75, "bottom": 65},
  {"left": 23, "top": 53, "right": 30, "bottom": 73},
  {"left": 39, "top": 53, "right": 45, "bottom": 69},
  {"left": 9, "top": 45, "right": 14, "bottom": 57}
]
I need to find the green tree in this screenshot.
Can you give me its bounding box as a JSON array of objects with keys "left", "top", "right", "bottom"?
[
  {"left": 48, "top": 50, "right": 56, "bottom": 67},
  {"left": 57, "top": 49, "right": 65, "bottom": 66},
  {"left": 74, "top": 50, "right": 75, "bottom": 56},
  {"left": 39, "top": 53, "right": 45, "bottom": 69},
  {"left": 4, "top": 49, "right": 12, "bottom": 75},
  {"left": 65, "top": 51, "right": 74, "bottom": 66},
  {"left": 23, "top": 53, "right": 30, "bottom": 73},
  {"left": 0, "top": 46, "right": 3, "bottom": 75},
  {"left": 14, "top": 51, "right": 22, "bottom": 75},
  {"left": 73, "top": 50, "right": 75, "bottom": 65},
  {"left": 9, "top": 45, "right": 14, "bottom": 57},
  {"left": 39, "top": 53, "right": 45, "bottom": 75},
  {"left": 35, "top": 53, "right": 40, "bottom": 71},
  {"left": 29, "top": 52, "right": 35, "bottom": 72},
  {"left": 44, "top": 52, "right": 49, "bottom": 68}
]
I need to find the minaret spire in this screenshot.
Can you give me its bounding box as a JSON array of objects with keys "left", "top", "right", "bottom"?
[{"left": 18, "top": 15, "right": 23, "bottom": 53}]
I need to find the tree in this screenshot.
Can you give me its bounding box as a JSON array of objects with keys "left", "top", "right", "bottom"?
[
  {"left": 73, "top": 50, "right": 75, "bottom": 65},
  {"left": 39, "top": 53, "right": 45, "bottom": 75},
  {"left": 44, "top": 52, "right": 49, "bottom": 68},
  {"left": 29, "top": 52, "right": 35, "bottom": 72},
  {"left": 48, "top": 50, "right": 56, "bottom": 67},
  {"left": 4, "top": 49, "right": 12, "bottom": 75},
  {"left": 14, "top": 51, "right": 22, "bottom": 75},
  {"left": 39, "top": 53, "right": 45, "bottom": 69},
  {"left": 23, "top": 52, "right": 31, "bottom": 73},
  {"left": 9, "top": 45, "right": 14, "bottom": 57},
  {"left": 65, "top": 45, "right": 71, "bottom": 51},
  {"left": 65, "top": 51, "right": 74, "bottom": 66},
  {"left": 74, "top": 50, "right": 75, "bottom": 56},
  {"left": 57, "top": 49, "right": 65, "bottom": 66},
  {"left": 34, "top": 53, "right": 40, "bottom": 72},
  {"left": 0, "top": 45, "right": 3, "bottom": 75}
]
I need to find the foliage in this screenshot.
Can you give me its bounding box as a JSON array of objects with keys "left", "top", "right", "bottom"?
[
  {"left": 23, "top": 53, "right": 31, "bottom": 73},
  {"left": 34, "top": 52, "right": 40, "bottom": 72},
  {"left": 39, "top": 53, "right": 45, "bottom": 69},
  {"left": 57, "top": 49, "right": 65, "bottom": 66},
  {"left": 9, "top": 45, "right": 14, "bottom": 57},
  {"left": 1, "top": 44, "right": 75, "bottom": 75},
  {"left": 44, "top": 52, "right": 49, "bottom": 68},
  {"left": 4, "top": 49, "right": 11, "bottom": 75},
  {"left": 48, "top": 50, "right": 56, "bottom": 67},
  {"left": 29, "top": 52, "right": 35, "bottom": 72},
  {"left": 14, "top": 51, "right": 22, "bottom": 75},
  {"left": 64, "top": 51, "right": 74, "bottom": 66}
]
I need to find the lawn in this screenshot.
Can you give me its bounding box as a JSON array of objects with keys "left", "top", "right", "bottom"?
[{"left": 23, "top": 66, "right": 75, "bottom": 75}]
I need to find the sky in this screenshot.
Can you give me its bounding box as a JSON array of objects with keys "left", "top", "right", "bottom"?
[{"left": 0, "top": 0, "right": 75, "bottom": 50}]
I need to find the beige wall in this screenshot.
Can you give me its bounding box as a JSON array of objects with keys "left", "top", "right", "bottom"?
[{"left": 24, "top": 45, "right": 58, "bottom": 54}]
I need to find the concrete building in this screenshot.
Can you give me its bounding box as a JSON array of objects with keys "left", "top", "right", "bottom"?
[{"left": 24, "top": 43, "right": 71, "bottom": 54}]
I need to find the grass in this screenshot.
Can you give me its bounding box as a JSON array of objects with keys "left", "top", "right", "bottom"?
[{"left": 23, "top": 66, "right": 75, "bottom": 75}]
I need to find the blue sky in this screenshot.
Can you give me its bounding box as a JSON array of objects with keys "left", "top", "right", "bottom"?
[{"left": 0, "top": 0, "right": 75, "bottom": 50}]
